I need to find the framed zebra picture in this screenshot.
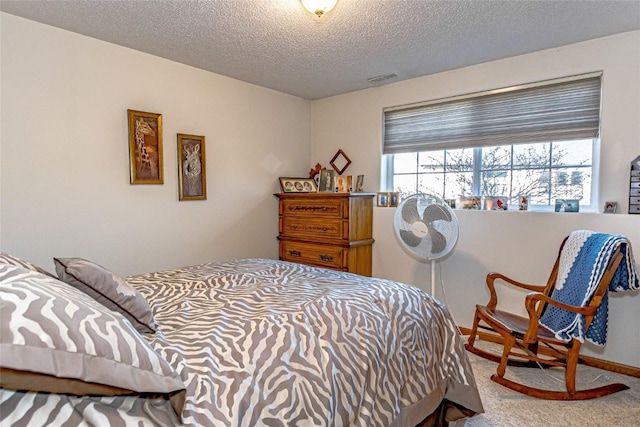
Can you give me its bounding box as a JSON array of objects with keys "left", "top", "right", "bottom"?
[
  {"left": 127, "top": 109, "right": 163, "bottom": 184},
  {"left": 177, "top": 133, "right": 207, "bottom": 201}
]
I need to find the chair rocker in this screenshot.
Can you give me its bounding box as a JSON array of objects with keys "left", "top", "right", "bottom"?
[{"left": 465, "top": 231, "right": 637, "bottom": 400}]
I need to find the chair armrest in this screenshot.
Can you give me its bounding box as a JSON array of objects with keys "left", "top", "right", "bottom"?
[
  {"left": 525, "top": 292, "right": 598, "bottom": 317},
  {"left": 485, "top": 272, "right": 548, "bottom": 311},
  {"left": 522, "top": 292, "right": 598, "bottom": 343}
]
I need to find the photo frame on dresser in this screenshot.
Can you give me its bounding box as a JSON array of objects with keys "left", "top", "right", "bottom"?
[
  {"left": 128, "top": 110, "right": 163, "bottom": 185},
  {"left": 318, "top": 169, "right": 336, "bottom": 192},
  {"left": 177, "top": 134, "right": 207, "bottom": 201},
  {"left": 279, "top": 178, "right": 318, "bottom": 193}
]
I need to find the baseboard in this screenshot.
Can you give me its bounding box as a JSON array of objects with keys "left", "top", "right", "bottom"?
[{"left": 458, "top": 326, "right": 640, "bottom": 379}]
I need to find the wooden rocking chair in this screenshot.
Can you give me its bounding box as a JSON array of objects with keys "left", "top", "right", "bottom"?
[{"left": 465, "top": 231, "right": 636, "bottom": 400}]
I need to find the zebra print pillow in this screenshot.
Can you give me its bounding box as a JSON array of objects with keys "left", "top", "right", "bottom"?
[
  {"left": 0, "top": 264, "right": 186, "bottom": 417},
  {"left": 54, "top": 257, "right": 157, "bottom": 333},
  {"left": 0, "top": 252, "right": 56, "bottom": 278}
]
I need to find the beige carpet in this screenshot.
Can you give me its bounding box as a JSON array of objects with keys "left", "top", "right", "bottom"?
[{"left": 462, "top": 339, "right": 640, "bottom": 427}]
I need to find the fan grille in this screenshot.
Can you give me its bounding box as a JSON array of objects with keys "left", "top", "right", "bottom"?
[{"left": 393, "top": 194, "right": 459, "bottom": 260}]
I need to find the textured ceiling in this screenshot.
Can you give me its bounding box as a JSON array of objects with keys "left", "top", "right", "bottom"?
[{"left": 1, "top": 0, "right": 639, "bottom": 100}]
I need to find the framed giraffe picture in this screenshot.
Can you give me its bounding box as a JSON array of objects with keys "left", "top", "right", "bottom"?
[
  {"left": 177, "top": 134, "right": 207, "bottom": 201},
  {"left": 127, "top": 109, "right": 163, "bottom": 184}
]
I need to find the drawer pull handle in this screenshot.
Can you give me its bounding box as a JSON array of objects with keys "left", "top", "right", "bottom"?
[
  {"left": 289, "top": 250, "right": 301, "bottom": 257},
  {"left": 319, "top": 255, "right": 334, "bottom": 262},
  {"left": 288, "top": 206, "right": 333, "bottom": 212}
]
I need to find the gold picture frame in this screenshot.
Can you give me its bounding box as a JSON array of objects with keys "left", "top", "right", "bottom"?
[
  {"left": 177, "top": 134, "right": 207, "bottom": 201},
  {"left": 279, "top": 177, "right": 318, "bottom": 193},
  {"left": 128, "top": 109, "right": 163, "bottom": 184}
]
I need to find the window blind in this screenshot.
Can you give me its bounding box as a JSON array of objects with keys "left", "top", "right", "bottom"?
[{"left": 383, "top": 73, "right": 602, "bottom": 155}]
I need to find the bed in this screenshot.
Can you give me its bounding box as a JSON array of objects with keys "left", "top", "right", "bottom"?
[{"left": 0, "top": 254, "right": 483, "bottom": 426}]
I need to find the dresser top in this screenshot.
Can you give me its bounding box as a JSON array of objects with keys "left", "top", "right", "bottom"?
[{"left": 275, "top": 192, "right": 375, "bottom": 199}]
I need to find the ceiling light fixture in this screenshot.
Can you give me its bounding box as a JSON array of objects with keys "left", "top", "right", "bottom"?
[{"left": 300, "top": 0, "right": 338, "bottom": 18}]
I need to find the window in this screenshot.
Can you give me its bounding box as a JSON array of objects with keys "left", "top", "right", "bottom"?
[
  {"left": 388, "top": 139, "right": 594, "bottom": 209},
  {"left": 382, "top": 73, "right": 601, "bottom": 211}
]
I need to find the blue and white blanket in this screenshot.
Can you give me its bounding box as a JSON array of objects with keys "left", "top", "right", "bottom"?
[{"left": 539, "top": 230, "right": 639, "bottom": 346}]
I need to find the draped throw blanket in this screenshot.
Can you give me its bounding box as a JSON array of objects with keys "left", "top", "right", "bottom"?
[{"left": 539, "top": 230, "right": 639, "bottom": 346}]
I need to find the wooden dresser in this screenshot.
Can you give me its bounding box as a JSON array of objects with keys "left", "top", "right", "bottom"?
[{"left": 276, "top": 192, "right": 374, "bottom": 276}]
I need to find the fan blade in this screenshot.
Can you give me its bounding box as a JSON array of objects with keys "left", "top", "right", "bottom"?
[
  {"left": 401, "top": 199, "right": 421, "bottom": 224},
  {"left": 426, "top": 227, "right": 448, "bottom": 254},
  {"left": 422, "top": 204, "right": 452, "bottom": 222},
  {"left": 399, "top": 229, "right": 422, "bottom": 247}
]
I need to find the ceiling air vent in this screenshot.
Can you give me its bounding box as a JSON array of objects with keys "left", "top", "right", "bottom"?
[{"left": 366, "top": 73, "right": 398, "bottom": 85}]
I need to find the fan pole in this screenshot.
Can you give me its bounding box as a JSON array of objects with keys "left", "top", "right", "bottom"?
[{"left": 430, "top": 259, "right": 436, "bottom": 296}]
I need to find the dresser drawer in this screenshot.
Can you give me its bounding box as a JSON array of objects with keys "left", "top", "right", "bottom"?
[
  {"left": 280, "top": 217, "right": 345, "bottom": 240},
  {"left": 279, "top": 241, "right": 344, "bottom": 270},
  {"left": 280, "top": 198, "right": 345, "bottom": 219}
]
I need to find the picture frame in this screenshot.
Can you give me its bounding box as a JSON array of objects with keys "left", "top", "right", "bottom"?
[
  {"left": 177, "top": 134, "right": 206, "bottom": 201},
  {"left": 484, "top": 196, "right": 508, "bottom": 211},
  {"left": 335, "top": 176, "right": 349, "bottom": 193},
  {"left": 445, "top": 199, "right": 457, "bottom": 209},
  {"left": 355, "top": 175, "right": 365, "bottom": 192},
  {"left": 128, "top": 110, "right": 163, "bottom": 184},
  {"left": 377, "top": 192, "right": 389, "bottom": 207},
  {"left": 518, "top": 195, "right": 529, "bottom": 211},
  {"left": 555, "top": 199, "right": 580, "bottom": 213},
  {"left": 346, "top": 175, "right": 354, "bottom": 192},
  {"left": 389, "top": 192, "right": 399, "bottom": 207},
  {"left": 603, "top": 201, "right": 618, "bottom": 214},
  {"left": 318, "top": 169, "right": 336, "bottom": 192},
  {"left": 279, "top": 177, "right": 318, "bottom": 193},
  {"left": 309, "top": 163, "right": 323, "bottom": 180},
  {"left": 330, "top": 149, "right": 352, "bottom": 175},
  {"left": 459, "top": 196, "right": 481, "bottom": 210}
]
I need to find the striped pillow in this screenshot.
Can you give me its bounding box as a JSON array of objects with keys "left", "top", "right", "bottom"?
[
  {"left": 0, "top": 252, "right": 56, "bottom": 278},
  {"left": 0, "top": 264, "right": 186, "bottom": 417}
]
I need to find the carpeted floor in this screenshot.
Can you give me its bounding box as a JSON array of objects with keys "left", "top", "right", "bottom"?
[{"left": 462, "top": 339, "right": 640, "bottom": 427}]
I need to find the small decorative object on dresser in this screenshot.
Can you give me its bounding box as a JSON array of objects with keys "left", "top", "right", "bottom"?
[
  {"left": 128, "top": 109, "right": 163, "bottom": 185},
  {"left": 177, "top": 134, "right": 206, "bottom": 201},
  {"left": 335, "top": 176, "right": 349, "bottom": 193},
  {"left": 279, "top": 177, "right": 318, "bottom": 193},
  {"left": 630, "top": 155, "right": 640, "bottom": 214},
  {"left": 275, "top": 192, "right": 375, "bottom": 276},
  {"left": 308, "top": 163, "right": 323, "bottom": 181},
  {"left": 318, "top": 169, "right": 336, "bottom": 192}
]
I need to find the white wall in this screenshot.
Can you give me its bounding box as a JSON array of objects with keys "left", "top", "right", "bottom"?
[
  {"left": 310, "top": 31, "right": 640, "bottom": 367},
  {"left": 0, "top": 13, "right": 311, "bottom": 275}
]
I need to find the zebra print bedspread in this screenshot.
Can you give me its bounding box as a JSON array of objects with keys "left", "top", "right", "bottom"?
[{"left": 1, "top": 258, "right": 482, "bottom": 426}]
